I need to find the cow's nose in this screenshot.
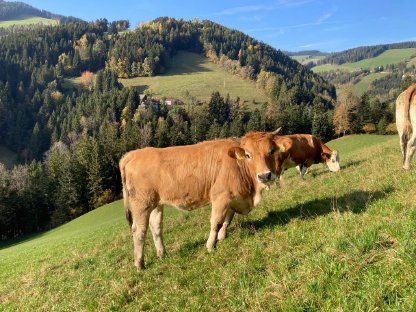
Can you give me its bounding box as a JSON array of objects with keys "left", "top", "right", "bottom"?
[{"left": 257, "top": 171, "right": 272, "bottom": 182}]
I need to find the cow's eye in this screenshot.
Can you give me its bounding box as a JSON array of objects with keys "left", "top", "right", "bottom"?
[
  {"left": 245, "top": 152, "right": 252, "bottom": 159},
  {"left": 269, "top": 148, "right": 276, "bottom": 155},
  {"left": 332, "top": 159, "right": 336, "bottom": 163}
]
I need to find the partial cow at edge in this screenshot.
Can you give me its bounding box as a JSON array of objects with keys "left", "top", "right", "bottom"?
[
  {"left": 275, "top": 134, "right": 340, "bottom": 179},
  {"left": 119, "top": 132, "right": 287, "bottom": 270},
  {"left": 396, "top": 84, "right": 416, "bottom": 170}
]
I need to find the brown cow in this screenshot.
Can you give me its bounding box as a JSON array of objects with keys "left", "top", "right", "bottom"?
[
  {"left": 119, "top": 132, "right": 286, "bottom": 270},
  {"left": 396, "top": 84, "right": 416, "bottom": 170},
  {"left": 275, "top": 134, "right": 340, "bottom": 179},
  {"left": 216, "top": 133, "right": 339, "bottom": 241}
]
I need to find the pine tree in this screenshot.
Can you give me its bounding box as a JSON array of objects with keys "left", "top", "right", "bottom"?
[
  {"left": 154, "top": 117, "right": 170, "bottom": 147},
  {"left": 246, "top": 108, "right": 264, "bottom": 132}
]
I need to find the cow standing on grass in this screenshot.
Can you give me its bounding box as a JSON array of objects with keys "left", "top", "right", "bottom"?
[
  {"left": 275, "top": 134, "right": 340, "bottom": 179},
  {"left": 217, "top": 133, "right": 340, "bottom": 241},
  {"left": 119, "top": 132, "right": 286, "bottom": 270},
  {"left": 396, "top": 84, "right": 416, "bottom": 170}
]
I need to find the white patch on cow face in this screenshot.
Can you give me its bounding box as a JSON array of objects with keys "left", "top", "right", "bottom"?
[{"left": 326, "top": 150, "right": 340, "bottom": 172}]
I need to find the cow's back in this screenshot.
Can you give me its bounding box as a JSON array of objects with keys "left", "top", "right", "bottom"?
[{"left": 285, "top": 134, "right": 322, "bottom": 164}]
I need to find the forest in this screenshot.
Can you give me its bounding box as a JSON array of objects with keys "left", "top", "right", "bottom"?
[{"left": 0, "top": 17, "right": 398, "bottom": 240}]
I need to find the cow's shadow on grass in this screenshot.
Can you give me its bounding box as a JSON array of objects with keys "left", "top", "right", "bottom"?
[{"left": 241, "top": 188, "right": 393, "bottom": 231}]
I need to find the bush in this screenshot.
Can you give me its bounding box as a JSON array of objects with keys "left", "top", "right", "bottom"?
[
  {"left": 362, "top": 123, "right": 376, "bottom": 134},
  {"left": 385, "top": 123, "right": 398, "bottom": 134},
  {"left": 95, "top": 189, "right": 114, "bottom": 208}
]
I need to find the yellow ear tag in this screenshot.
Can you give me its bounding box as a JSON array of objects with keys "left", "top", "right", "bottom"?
[
  {"left": 278, "top": 144, "right": 286, "bottom": 153},
  {"left": 236, "top": 154, "right": 245, "bottom": 161}
]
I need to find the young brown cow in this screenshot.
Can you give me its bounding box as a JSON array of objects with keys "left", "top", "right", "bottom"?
[
  {"left": 275, "top": 134, "right": 340, "bottom": 179},
  {"left": 119, "top": 132, "right": 286, "bottom": 270}
]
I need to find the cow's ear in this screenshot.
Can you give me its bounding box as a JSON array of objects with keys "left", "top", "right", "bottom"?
[
  {"left": 228, "top": 147, "right": 246, "bottom": 160},
  {"left": 277, "top": 139, "right": 291, "bottom": 153}
]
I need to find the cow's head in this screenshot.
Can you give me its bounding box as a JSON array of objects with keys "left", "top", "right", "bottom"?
[
  {"left": 228, "top": 132, "right": 284, "bottom": 186},
  {"left": 323, "top": 150, "right": 340, "bottom": 172}
]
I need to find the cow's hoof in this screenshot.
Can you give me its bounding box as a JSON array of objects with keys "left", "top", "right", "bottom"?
[
  {"left": 156, "top": 249, "right": 166, "bottom": 258},
  {"left": 403, "top": 165, "right": 411, "bottom": 170},
  {"left": 206, "top": 244, "right": 216, "bottom": 252},
  {"left": 217, "top": 230, "right": 226, "bottom": 241},
  {"left": 135, "top": 259, "right": 146, "bottom": 270}
]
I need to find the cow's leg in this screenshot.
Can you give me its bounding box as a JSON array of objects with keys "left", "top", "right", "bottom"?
[
  {"left": 300, "top": 165, "right": 309, "bottom": 179},
  {"left": 296, "top": 164, "right": 307, "bottom": 179},
  {"left": 149, "top": 205, "right": 165, "bottom": 258},
  {"left": 218, "top": 209, "right": 235, "bottom": 241},
  {"left": 130, "top": 198, "right": 153, "bottom": 270},
  {"left": 404, "top": 134, "right": 416, "bottom": 170},
  {"left": 296, "top": 165, "right": 301, "bottom": 177},
  {"left": 400, "top": 132, "right": 408, "bottom": 166},
  {"left": 207, "top": 198, "right": 229, "bottom": 251}
]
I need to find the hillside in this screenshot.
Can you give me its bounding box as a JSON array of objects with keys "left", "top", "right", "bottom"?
[
  {"left": 310, "top": 46, "right": 416, "bottom": 99},
  {"left": 2, "top": 135, "right": 416, "bottom": 310},
  {"left": 0, "top": 16, "right": 58, "bottom": 27},
  {"left": 286, "top": 50, "right": 329, "bottom": 66},
  {"left": 120, "top": 51, "right": 270, "bottom": 104},
  {"left": 65, "top": 51, "right": 271, "bottom": 105},
  {"left": 312, "top": 48, "right": 416, "bottom": 73},
  {"left": 0, "top": 0, "right": 78, "bottom": 24}
]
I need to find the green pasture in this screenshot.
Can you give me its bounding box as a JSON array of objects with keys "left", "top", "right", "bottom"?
[
  {"left": 353, "top": 72, "right": 390, "bottom": 96},
  {"left": 312, "top": 48, "right": 416, "bottom": 73},
  {"left": 0, "top": 17, "right": 58, "bottom": 28},
  {"left": 1, "top": 134, "right": 416, "bottom": 311},
  {"left": 119, "top": 51, "right": 270, "bottom": 105}
]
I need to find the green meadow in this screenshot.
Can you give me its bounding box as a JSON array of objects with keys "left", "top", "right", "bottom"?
[
  {"left": 119, "top": 51, "right": 270, "bottom": 104},
  {"left": 353, "top": 72, "right": 390, "bottom": 96},
  {"left": 312, "top": 48, "right": 416, "bottom": 73},
  {"left": 290, "top": 54, "right": 326, "bottom": 65},
  {"left": 1, "top": 134, "right": 416, "bottom": 311},
  {"left": 0, "top": 17, "right": 58, "bottom": 28}
]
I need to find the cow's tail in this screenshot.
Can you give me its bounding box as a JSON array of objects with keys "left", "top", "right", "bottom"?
[
  {"left": 119, "top": 153, "right": 133, "bottom": 227},
  {"left": 403, "top": 84, "right": 416, "bottom": 138}
]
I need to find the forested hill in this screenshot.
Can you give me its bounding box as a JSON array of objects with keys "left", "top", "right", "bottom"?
[
  {"left": 109, "top": 18, "right": 335, "bottom": 99},
  {"left": 0, "top": 0, "right": 78, "bottom": 23},
  {"left": 317, "top": 41, "right": 416, "bottom": 65},
  {"left": 0, "top": 17, "right": 336, "bottom": 240}
]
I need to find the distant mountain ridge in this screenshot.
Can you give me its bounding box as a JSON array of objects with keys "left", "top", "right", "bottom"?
[
  {"left": 0, "top": 0, "right": 80, "bottom": 24},
  {"left": 284, "top": 50, "right": 329, "bottom": 57}
]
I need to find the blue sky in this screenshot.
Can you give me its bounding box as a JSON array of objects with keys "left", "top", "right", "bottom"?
[{"left": 20, "top": 0, "right": 416, "bottom": 52}]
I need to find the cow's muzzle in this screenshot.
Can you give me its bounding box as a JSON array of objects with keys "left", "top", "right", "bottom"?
[{"left": 257, "top": 171, "right": 276, "bottom": 183}]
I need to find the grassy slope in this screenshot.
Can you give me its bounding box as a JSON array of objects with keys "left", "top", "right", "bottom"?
[
  {"left": 290, "top": 55, "right": 326, "bottom": 65},
  {"left": 119, "top": 51, "right": 270, "bottom": 104},
  {"left": 0, "top": 144, "right": 17, "bottom": 169},
  {"left": 0, "top": 17, "right": 58, "bottom": 27},
  {"left": 354, "top": 72, "right": 389, "bottom": 96},
  {"left": 2, "top": 135, "right": 416, "bottom": 311},
  {"left": 312, "top": 48, "right": 416, "bottom": 73}
]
